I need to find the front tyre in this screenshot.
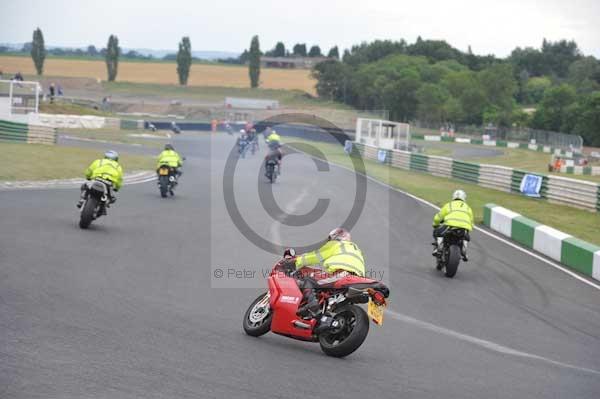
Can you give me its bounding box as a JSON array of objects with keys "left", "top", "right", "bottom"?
[
  {"left": 243, "top": 293, "right": 272, "bottom": 337},
  {"left": 319, "top": 305, "right": 369, "bottom": 358},
  {"left": 445, "top": 244, "right": 461, "bottom": 278},
  {"left": 79, "top": 197, "right": 97, "bottom": 229}
]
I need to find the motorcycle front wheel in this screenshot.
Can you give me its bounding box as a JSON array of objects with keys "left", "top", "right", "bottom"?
[{"left": 243, "top": 293, "right": 272, "bottom": 337}]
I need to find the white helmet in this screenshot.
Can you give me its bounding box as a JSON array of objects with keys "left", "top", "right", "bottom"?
[
  {"left": 452, "top": 189, "right": 467, "bottom": 201},
  {"left": 104, "top": 150, "right": 119, "bottom": 161},
  {"left": 240, "top": 129, "right": 246, "bottom": 134},
  {"left": 328, "top": 227, "right": 351, "bottom": 242}
]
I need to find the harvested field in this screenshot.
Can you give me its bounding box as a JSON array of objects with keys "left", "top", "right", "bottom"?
[{"left": 0, "top": 55, "right": 316, "bottom": 94}]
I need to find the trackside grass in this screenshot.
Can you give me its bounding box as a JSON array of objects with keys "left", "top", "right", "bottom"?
[
  {"left": 60, "top": 128, "right": 170, "bottom": 148},
  {"left": 0, "top": 142, "right": 155, "bottom": 181},
  {"left": 286, "top": 138, "right": 600, "bottom": 246}
]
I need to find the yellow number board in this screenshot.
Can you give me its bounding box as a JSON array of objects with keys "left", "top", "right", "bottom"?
[{"left": 367, "top": 299, "right": 385, "bottom": 326}]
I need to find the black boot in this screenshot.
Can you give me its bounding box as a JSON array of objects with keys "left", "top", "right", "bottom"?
[{"left": 296, "top": 290, "right": 320, "bottom": 318}]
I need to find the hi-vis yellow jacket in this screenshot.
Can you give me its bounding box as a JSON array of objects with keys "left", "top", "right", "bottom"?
[
  {"left": 157, "top": 150, "right": 183, "bottom": 168},
  {"left": 433, "top": 200, "right": 474, "bottom": 231},
  {"left": 295, "top": 240, "right": 366, "bottom": 276},
  {"left": 85, "top": 159, "right": 123, "bottom": 190}
]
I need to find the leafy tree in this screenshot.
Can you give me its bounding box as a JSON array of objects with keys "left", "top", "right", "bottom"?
[
  {"left": 87, "top": 45, "right": 98, "bottom": 56},
  {"left": 327, "top": 46, "right": 339, "bottom": 59},
  {"left": 478, "top": 63, "right": 517, "bottom": 123},
  {"left": 105, "top": 34, "right": 120, "bottom": 82},
  {"left": 416, "top": 83, "right": 450, "bottom": 122},
  {"left": 265, "top": 42, "right": 286, "bottom": 57},
  {"left": 568, "top": 56, "right": 600, "bottom": 93},
  {"left": 308, "top": 45, "right": 322, "bottom": 57},
  {"left": 407, "top": 39, "right": 463, "bottom": 63},
  {"left": 530, "top": 84, "right": 577, "bottom": 131},
  {"left": 572, "top": 92, "right": 600, "bottom": 146},
  {"left": 248, "top": 35, "right": 261, "bottom": 88},
  {"left": 312, "top": 60, "right": 348, "bottom": 101},
  {"left": 342, "top": 40, "right": 406, "bottom": 67},
  {"left": 176, "top": 37, "right": 192, "bottom": 85},
  {"left": 523, "top": 76, "right": 551, "bottom": 104},
  {"left": 273, "top": 42, "right": 285, "bottom": 57},
  {"left": 30, "top": 28, "right": 46, "bottom": 75},
  {"left": 292, "top": 43, "right": 307, "bottom": 57},
  {"left": 509, "top": 47, "right": 547, "bottom": 76},
  {"left": 541, "top": 39, "right": 581, "bottom": 78}
]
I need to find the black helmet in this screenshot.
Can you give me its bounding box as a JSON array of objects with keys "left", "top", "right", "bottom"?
[{"left": 165, "top": 144, "right": 174, "bottom": 151}]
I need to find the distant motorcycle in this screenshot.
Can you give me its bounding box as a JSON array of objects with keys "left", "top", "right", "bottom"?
[
  {"left": 79, "top": 178, "right": 113, "bottom": 229},
  {"left": 434, "top": 227, "right": 468, "bottom": 278},
  {"left": 157, "top": 164, "right": 178, "bottom": 198},
  {"left": 265, "top": 157, "right": 279, "bottom": 183},
  {"left": 243, "top": 248, "right": 390, "bottom": 358},
  {"left": 238, "top": 138, "right": 249, "bottom": 158},
  {"left": 171, "top": 123, "right": 181, "bottom": 134}
]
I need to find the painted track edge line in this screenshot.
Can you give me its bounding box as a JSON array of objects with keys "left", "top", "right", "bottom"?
[{"left": 289, "top": 146, "right": 600, "bottom": 291}]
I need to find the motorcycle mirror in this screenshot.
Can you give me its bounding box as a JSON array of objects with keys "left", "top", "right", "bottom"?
[{"left": 283, "top": 248, "right": 296, "bottom": 258}]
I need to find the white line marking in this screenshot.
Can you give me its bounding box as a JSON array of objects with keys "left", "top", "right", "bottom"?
[
  {"left": 270, "top": 185, "right": 311, "bottom": 245},
  {"left": 290, "top": 145, "right": 600, "bottom": 291},
  {"left": 387, "top": 309, "right": 600, "bottom": 375}
]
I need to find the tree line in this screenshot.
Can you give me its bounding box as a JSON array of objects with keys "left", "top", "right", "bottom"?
[
  {"left": 220, "top": 42, "right": 339, "bottom": 65},
  {"left": 312, "top": 37, "right": 600, "bottom": 145},
  {"left": 26, "top": 28, "right": 193, "bottom": 85}
]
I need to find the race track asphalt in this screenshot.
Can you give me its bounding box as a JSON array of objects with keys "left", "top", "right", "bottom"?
[{"left": 1, "top": 132, "right": 599, "bottom": 399}]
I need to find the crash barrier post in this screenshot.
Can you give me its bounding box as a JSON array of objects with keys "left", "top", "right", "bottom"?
[
  {"left": 351, "top": 142, "right": 600, "bottom": 213},
  {"left": 483, "top": 204, "right": 600, "bottom": 281},
  {"left": 0, "top": 119, "right": 56, "bottom": 145}
]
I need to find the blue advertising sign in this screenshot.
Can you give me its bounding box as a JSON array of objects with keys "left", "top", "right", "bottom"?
[{"left": 520, "top": 174, "right": 542, "bottom": 197}]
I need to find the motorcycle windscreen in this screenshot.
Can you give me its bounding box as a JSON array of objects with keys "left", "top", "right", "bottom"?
[{"left": 268, "top": 275, "right": 315, "bottom": 339}]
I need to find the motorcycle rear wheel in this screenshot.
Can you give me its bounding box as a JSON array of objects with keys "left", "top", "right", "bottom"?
[
  {"left": 159, "top": 176, "right": 169, "bottom": 198},
  {"left": 243, "top": 293, "right": 272, "bottom": 337},
  {"left": 319, "top": 305, "right": 369, "bottom": 358},
  {"left": 445, "top": 244, "right": 461, "bottom": 278},
  {"left": 79, "top": 196, "right": 97, "bottom": 229}
]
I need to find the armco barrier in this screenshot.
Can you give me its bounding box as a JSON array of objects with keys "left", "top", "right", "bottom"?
[
  {"left": 483, "top": 204, "right": 600, "bottom": 281},
  {"left": 1, "top": 119, "right": 56, "bottom": 145},
  {"left": 352, "top": 142, "right": 600, "bottom": 212},
  {"left": 0, "top": 119, "right": 28, "bottom": 142}
]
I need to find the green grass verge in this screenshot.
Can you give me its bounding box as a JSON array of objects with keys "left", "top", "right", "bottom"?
[
  {"left": 0, "top": 142, "right": 155, "bottom": 181},
  {"left": 418, "top": 140, "right": 600, "bottom": 183},
  {"left": 103, "top": 81, "right": 350, "bottom": 109},
  {"left": 60, "top": 128, "right": 169, "bottom": 148},
  {"left": 39, "top": 101, "right": 114, "bottom": 117},
  {"left": 286, "top": 138, "right": 600, "bottom": 246}
]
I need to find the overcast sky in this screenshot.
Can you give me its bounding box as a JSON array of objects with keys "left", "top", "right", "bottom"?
[{"left": 1, "top": 0, "right": 599, "bottom": 57}]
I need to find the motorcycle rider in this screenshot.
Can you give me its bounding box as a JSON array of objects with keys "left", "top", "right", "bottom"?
[
  {"left": 76, "top": 150, "right": 123, "bottom": 213},
  {"left": 171, "top": 121, "right": 181, "bottom": 134},
  {"left": 281, "top": 228, "right": 366, "bottom": 317},
  {"left": 432, "top": 189, "right": 473, "bottom": 261},
  {"left": 266, "top": 129, "right": 281, "bottom": 150},
  {"left": 237, "top": 129, "right": 249, "bottom": 155},
  {"left": 157, "top": 143, "right": 183, "bottom": 178}
]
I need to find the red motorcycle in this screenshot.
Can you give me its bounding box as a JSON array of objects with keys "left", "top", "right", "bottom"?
[{"left": 243, "top": 249, "right": 389, "bottom": 357}]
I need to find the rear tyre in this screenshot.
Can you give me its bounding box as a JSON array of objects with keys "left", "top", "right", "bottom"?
[
  {"left": 445, "top": 245, "right": 461, "bottom": 278},
  {"left": 159, "top": 176, "right": 169, "bottom": 198},
  {"left": 79, "top": 197, "right": 97, "bottom": 229},
  {"left": 319, "top": 305, "right": 369, "bottom": 358},
  {"left": 243, "top": 293, "right": 272, "bottom": 337}
]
